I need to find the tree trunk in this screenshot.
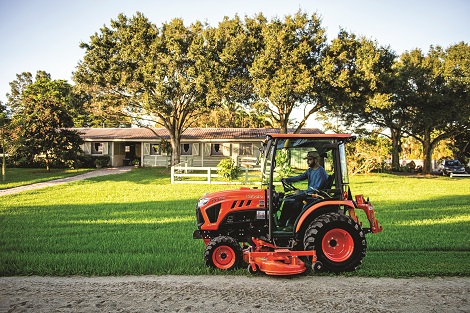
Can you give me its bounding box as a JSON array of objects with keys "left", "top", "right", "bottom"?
[
  {"left": 421, "top": 128, "right": 433, "bottom": 175},
  {"left": 390, "top": 128, "right": 402, "bottom": 171},
  {"left": 170, "top": 135, "right": 181, "bottom": 166},
  {"left": 279, "top": 114, "right": 288, "bottom": 134}
]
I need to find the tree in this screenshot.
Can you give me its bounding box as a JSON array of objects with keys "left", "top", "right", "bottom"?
[
  {"left": 395, "top": 43, "right": 470, "bottom": 174},
  {"left": 319, "top": 30, "right": 398, "bottom": 167},
  {"left": 250, "top": 11, "right": 327, "bottom": 133},
  {"left": 74, "top": 13, "right": 219, "bottom": 165},
  {"left": 9, "top": 75, "right": 83, "bottom": 171},
  {"left": 0, "top": 101, "right": 10, "bottom": 180}
]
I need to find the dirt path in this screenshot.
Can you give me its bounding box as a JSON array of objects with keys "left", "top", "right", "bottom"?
[
  {"left": 0, "top": 275, "right": 468, "bottom": 312},
  {"left": 0, "top": 167, "right": 132, "bottom": 196}
]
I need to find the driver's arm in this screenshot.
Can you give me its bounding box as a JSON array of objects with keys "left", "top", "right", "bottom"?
[{"left": 285, "top": 170, "right": 308, "bottom": 183}]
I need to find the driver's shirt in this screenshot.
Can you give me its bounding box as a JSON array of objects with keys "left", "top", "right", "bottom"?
[{"left": 285, "top": 166, "right": 328, "bottom": 192}]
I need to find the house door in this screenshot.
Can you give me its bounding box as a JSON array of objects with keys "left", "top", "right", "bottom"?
[{"left": 124, "top": 143, "right": 137, "bottom": 165}]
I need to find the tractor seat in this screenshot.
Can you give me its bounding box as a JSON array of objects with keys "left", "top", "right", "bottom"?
[{"left": 320, "top": 173, "right": 334, "bottom": 190}]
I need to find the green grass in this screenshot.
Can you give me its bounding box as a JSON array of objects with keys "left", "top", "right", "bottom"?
[
  {"left": 0, "top": 168, "right": 92, "bottom": 189},
  {"left": 0, "top": 168, "right": 469, "bottom": 277}
]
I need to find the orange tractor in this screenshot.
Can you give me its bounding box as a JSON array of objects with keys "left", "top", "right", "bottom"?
[{"left": 193, "top": 134, "right": 382, "bottom": 275}]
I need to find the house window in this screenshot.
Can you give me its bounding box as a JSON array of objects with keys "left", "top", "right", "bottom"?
[
  {"left": 92, "top": 142, "right": 103, "bottom": 154},
  {"left": 211, "top": 144, "right": 224, "bottom": 156},
  {"left": 181, "top": 143, "right": 192, "bottom": 155},
  {"left": 150, "top": 144, "right": 161, "bottom": 155},
  {"left": 240, "top": 143, "right": 253, "bottom": 156}
]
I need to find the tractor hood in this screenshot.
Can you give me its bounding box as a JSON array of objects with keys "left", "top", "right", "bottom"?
[{"left": 197, "top": 187, "right": 266, "bottom": 210}]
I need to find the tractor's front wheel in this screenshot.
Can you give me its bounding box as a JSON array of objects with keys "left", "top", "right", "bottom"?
[
  {"left": 303, "top": 212, "right": 366, "bottom": 272},
  {"left": 204, "top": 236, "right": 242, "bottom": 270}
]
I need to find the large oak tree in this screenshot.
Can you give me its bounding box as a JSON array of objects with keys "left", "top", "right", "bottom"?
[
  {"left": 396, "top": 43, "right": 470, "bottom": 174},
  {"left": 74, "top": 13, "right": 220, "bottom": 165}
]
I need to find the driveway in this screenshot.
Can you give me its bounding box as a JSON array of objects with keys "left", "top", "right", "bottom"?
[{"left": 0, "top": 167, "right": 132, "bottom": 196}]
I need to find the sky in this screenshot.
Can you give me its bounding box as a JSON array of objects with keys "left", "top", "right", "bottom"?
[{"left": 0, "top": 0, "right": 469, "bottom": 127}]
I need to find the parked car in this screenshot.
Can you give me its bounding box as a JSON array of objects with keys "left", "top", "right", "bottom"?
[{"left": 438, "top": 160, "right": 466, "bottom": 176}]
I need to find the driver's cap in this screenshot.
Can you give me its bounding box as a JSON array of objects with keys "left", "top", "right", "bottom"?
[{"left": 304, "top": 151, "right": 320, "bottom": 159}]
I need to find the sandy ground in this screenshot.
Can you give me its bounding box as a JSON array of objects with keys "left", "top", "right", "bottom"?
[{"left": 0, "top": 275, "right": 469, "bottom": 313}]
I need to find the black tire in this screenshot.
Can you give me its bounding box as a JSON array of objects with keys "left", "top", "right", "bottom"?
[
  {"left": 303, "top": 212, "right": 366, "bottom": 272},
  {"left": 204, "top": 236, "right": 242, "bottom": 270}
]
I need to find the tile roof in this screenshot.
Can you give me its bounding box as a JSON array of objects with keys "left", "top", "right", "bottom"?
[{"left": 74, "top": 127, "right": 323, "bottom": 141}]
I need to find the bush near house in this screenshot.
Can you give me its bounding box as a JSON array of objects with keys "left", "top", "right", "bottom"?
[{"left": 217, "top": 158, "right": 240, "bottom": 182}]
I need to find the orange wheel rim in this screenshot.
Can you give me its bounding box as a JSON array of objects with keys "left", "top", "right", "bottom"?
[
  {"left": 212, "top": 246, "right": 236, "bottom": 269},
  {"left": 322, "top": 228, "right": 354, "bottom": 262}
]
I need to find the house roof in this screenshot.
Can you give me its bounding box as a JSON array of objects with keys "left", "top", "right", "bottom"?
[{"left": 74, "top": 127, "right": 323, "bottom": 141}]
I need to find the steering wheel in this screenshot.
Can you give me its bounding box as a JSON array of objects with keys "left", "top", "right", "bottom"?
[
  {"left": 281, "top": 178, "right": 298, "bottom": 193},
  {"left": 306, "top": 188, "right": 332, "bottom": 199}
]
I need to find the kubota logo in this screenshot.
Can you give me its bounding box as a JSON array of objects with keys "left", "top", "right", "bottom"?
[{"left": 246, "top": 194, "right": 263, "bottom": 199}]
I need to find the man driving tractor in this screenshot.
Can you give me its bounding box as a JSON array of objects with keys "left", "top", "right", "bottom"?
[{"left": 279, "top": 151, "right": 328, "bottom": 228}]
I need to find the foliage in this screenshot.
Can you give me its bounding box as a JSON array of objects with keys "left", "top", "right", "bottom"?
[
  {"left": 8, "top": 73, "right": 83, "bottom": 171},
  {"left": 190, "top": 102, "right": 274, "bottom": 128},
  {"left": 74, "top": 13, "right": 220, "bottom": 165},
  {"left": 250, "top": 11, "right": 327, "bottom": 133},
  {"left": 391, "top": 43, "right": 470, "bottom": 174},
  {"left": 319, "top": 30, "right": 398, "bottom": 166},
  {"left": 275, "top": 148, "right": 293, "bottom": 178},
  {"left": 0, "top": 169, "right": 469, "bottom": 277},
  {"left": 93, "top": 155, "right": 110, "bottom": 167},
  {"left": 217, "top": 158, "right": 240, "bottom": 182},
  {"left": 346, "top": 133, "right": 392, "bottom": 174}
]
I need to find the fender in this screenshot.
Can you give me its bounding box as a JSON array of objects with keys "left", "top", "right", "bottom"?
[{"left": 295, "top": 200, "right": 356, "bottom": 233}]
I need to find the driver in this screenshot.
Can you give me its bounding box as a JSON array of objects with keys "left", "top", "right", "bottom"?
[
  {"left": 278, "top": 151, "right": 328, "bottom": 229},
  {"left": 283, "top": 151, "right": 328, "bottom": 194}
]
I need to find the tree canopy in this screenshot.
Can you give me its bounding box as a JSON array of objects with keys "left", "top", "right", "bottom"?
[
  {"left": 74, "top": 13, "right": 221, "bottom": 165},
  {"left": 395, "top": 43, "right": 470, "bottom": 173},
  {"left": 250, "top": 11, "right": 327, "bottom": 133},
  {"left": 8, "top": 73, "right": 83, "bottom": 170}
]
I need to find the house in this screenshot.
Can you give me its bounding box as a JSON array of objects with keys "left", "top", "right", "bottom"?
[{"left": 75, "top": 127, "right": 323, "bottom": 167}]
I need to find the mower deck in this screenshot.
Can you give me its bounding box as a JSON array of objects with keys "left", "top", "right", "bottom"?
[{"left": 243, "top": 238, "right": 317, "bottom": 276}]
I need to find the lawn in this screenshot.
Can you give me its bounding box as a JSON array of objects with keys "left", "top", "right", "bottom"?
[
  {"left": 0, "top": 168, "right": 469, "bottom": 277},
  {"left": 0, "top": 168, "right": 92, "bottom": 190}
]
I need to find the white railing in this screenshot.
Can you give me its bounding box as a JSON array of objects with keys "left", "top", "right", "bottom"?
[{"left": 171, "top": 159, "right": 262, "bottom": 185}]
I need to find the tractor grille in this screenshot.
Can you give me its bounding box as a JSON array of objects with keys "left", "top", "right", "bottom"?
[
  {"left": 230, "top": 200, "right": 253, "bottom": 209},
  {"left": 196, "top": 207, "right": 204, "bottom": 227},
  {"left": 205, "top": 203, "right": 221, "bottom": 223}
]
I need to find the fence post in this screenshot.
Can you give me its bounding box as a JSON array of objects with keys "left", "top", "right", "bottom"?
[
  {"left": 171, "top": 166, "right": 174, "bottom": 184},
  {"left": 245, "top": 168, "right": 248, "bottom": 184},
  {"left": 208, "top": 168, "right": 211, "bottom": 184}
]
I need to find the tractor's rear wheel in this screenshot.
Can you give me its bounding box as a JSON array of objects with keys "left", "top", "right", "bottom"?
[
  {"left": 303, "top": 212, "right": 366, "bottom": 272},
  {"left": 204, "top": 236, "right": 242, "bottom": 270}
]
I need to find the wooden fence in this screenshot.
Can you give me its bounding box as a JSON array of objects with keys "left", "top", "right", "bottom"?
[{"left": 171, "top": 157, "right": 262, "bottom": 185}]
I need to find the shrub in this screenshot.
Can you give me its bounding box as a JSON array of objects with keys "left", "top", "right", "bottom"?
[
  {"left": 93, "top": 155, "right": 110, "bottom": 168},
  {"left": 217, "top": 158, "right": 239, "bottom": 182}
]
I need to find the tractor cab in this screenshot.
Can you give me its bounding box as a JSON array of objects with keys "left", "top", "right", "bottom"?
[{"left": 261, "top": 134, "right": 355, "bottom": 241}]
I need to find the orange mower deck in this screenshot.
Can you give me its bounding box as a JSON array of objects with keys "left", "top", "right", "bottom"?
[{"left": 243, "top": 238, "right": 318, "bottom": 276}]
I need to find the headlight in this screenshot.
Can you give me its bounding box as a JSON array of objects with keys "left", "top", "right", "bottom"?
[{"left": 197, "top": 198, "right": 210, "bottom": 207}]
